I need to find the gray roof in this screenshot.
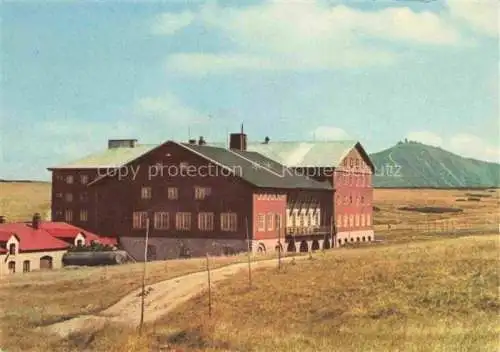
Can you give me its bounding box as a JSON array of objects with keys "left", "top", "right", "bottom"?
[
  {"left": 49, "top": 144, "right": 158, "bottom": 169},
  {"left": 246, "top": 141, "right": 358, "bottom": 167},
  {"left": 180, "top": 143, "right": 331, "bottom": 190},
  {"left": 49, "top": 140, "right": 360, "bottom": 170}
]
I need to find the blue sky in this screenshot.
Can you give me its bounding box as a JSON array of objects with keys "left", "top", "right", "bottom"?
[{"left": 1, "top": 0, "right": 498, "bottom": 180}]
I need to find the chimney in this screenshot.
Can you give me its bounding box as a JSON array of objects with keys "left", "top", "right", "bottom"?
[
  {"left": 0, "top": 216, "right": 5, "bottom": 224},
  {"left": 198, "top": 136, "right": 206, "bottom": 146},
  {"left": 229, "top": 124, "right": 247, "bottom": 151},
  {"left": 108, "top": 139, "right": 138, "bottom": 149},
  {"left": 32, "top": 213, "right": 42, "bottom": 230},
  {"left": 188, "top": 138, "right": 197, "bottom": 145},
  {"left": 263, "top": 136, "right": 270, "bottom": 144}
]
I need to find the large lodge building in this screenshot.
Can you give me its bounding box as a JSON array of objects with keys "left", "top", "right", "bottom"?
[{"left": 48, "top": 131, "right": 374, "bottom": 261}]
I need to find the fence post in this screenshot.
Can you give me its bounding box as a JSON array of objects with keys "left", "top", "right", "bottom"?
[
  {"left": 206, "top": 253, "right": 212, "bottom": 318},
  {"left": 245, "top": 217, "right": 252, "bottom": 289},
  {"left": 139, "top": 216, "right": 150, "bottom": 335},
  {"left": 277, "top": 215, "right": 282, "bottom": 271}
]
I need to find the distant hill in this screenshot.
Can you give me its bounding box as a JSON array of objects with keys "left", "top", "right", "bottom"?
[{"left": 370, "top": 142, "right": 500, "bottom": 188}]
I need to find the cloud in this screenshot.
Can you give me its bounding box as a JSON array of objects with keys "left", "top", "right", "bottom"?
[
  {"left": 406, "top": 130, "right": 500, "bottom": 163},
  {"left": 135, "top": 92, "right": 208, "bottom": 125},
  {"left": 311, "top": 126, "right": 351, "bottom": 140},
  {"left": 406, "top": 131, "right": 443, "bottom": 147},
  {"left": 151, "top": 11, "right": 194, "bottom": 35},
  {"left": 449, "top": 133, "right": 500, "bottom": 162},
  {"left": 446, "top": 0, "right": 498, "bottom": 37},
  {"left": 1, "top": 91, "right": 208, "bottom": 180},
  {"left": 161, "top": 0, "right": 463, "bottom": 74}
]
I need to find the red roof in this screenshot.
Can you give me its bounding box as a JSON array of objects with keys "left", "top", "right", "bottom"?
[
  {"left": 38, "top": 222, "right": 117, "bottom": 245},
  {"left": 0, "top": 224, "right": 69, "bottom": 251},
  {"left": 0, "top": 222, "right": 117, "bottom": 252}
]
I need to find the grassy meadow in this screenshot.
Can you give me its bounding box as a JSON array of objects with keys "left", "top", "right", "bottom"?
[
  {"left": 0, "top": 181, "right": 51, "bottom": 222},
  {"left": 0, "top": 182, "right": 498, "bottom": 351},
  {"left": 2, "top": 235, "right": 496, "bottom": 352}
]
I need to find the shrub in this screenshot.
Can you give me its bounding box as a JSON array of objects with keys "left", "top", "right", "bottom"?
[
  {"left": 465, "top": 193, "right": 492, "bottom": 198},
  {"left": 398, "top": 206, "right": 463, "bottom": 214},
  {"left": 68, "top": 241, "right": 115, "bottom": 252}
]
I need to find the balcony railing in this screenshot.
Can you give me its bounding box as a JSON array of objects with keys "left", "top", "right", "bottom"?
[{"left": 286, "top": 226, "right": 331, "bottom": 236}]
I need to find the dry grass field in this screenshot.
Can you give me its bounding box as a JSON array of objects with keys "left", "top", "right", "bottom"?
[
  {"left": 0, "top": 181, "right": 51, "bottom": 222},
  {"left": 2, "top": 235, "right": 497, "bottom": 352},
  {"left": 0, "top": 183, "right": 498, "bottom": 351}
]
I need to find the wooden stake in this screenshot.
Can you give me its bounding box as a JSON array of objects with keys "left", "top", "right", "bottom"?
[
  {"left": 139, "top": 216, "right": 150, "bottom": 334},
  {"left": 330, "top": 215, "right": 334, "bottom": 248},
  {"left": 206, "top": 253, "right": 212, "bottom": 317},
  {"left": 278, "top": 214, "right": 282, "bottom": 271},
  {"left": 245, "top": 217, "right": 252, "bottom": 289}
]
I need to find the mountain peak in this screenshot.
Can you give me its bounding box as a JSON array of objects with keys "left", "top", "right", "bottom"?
[{"left": 369, "top": 143, "right": 500, "bottom": 188}]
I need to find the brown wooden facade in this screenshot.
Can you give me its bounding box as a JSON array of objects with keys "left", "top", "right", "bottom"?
[{"left": 50, "top": 137, "right": 373, "bottom": 260}]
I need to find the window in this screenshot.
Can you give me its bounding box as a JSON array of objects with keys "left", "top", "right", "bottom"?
[
  {"left": 65, "top": 209, "right": 73, "bottom": 222},
  {"left": 314, "top": 212, "right": 319, "bottom": 226},
  {"left": 367, "top": 214, "right": 371, "bottom": 226},
  {"left": 356, "top": 196, "right": 360, "bottom": 206},
  {"left": 55, "top": 192, "right": 63, "bottom": 199},
  {"left": 299, "top": 213, "right": 304, "bottom": 227},
  {"left": 275, "top": 213, "right": 282, "bottom": 230},
  {"left": 336, "top": 194, "right": 341, "bottom": 205},
  {"left": 194, "top": 186, "right": 211, "bottom": 200},
  {"left": 361, "top": 196, "right": 365, "bottom": 204},
  {"left": 291, "top": 213, "right": 297, "bottom": 227},
  {"left": 55, "top": 175, "right": 63, "bottom": 182},
  {"left": 167, "top": 187, "right": 178, "bottom": 200},
  {"left": 79, "top": 209, "right": 88, "bottom": 222},
  {"left": 8, "top": 261, "right": 15, "bottom": 274},
  {"left": 176, "top": 212, "right": 192, "bottom": 231},
  {"left": 198, "top": 212, "right": 214, "bottom": 231},
  {"left": 81, "top": 175, "right": 89, "bottom": 184},
  {"left": 66, "top": 175, "right": 74, "bottom": 184},
  {"left": 355, "top": 214, "right": 360, "bottom": 227},
  {"left": 257, "top": 213, "right": 265, "bottom": 231},
  {"left": 343, "top": 215, "right": 348, "bottom": 228},
  {"left": 307, "top": 213, "right": 312, "bottom": 227},
  {"left": 79, "top": 192, "right": 89, "bottom": 202},
  {"left": 349, "top": 214, "right": 354, "bottom": 227},
  {"left": 65, "top": 193, "right": 73, "bottom": 202},
  {"left": 9, "top": 243, "right": 16, "bottom": 255},
  {"left": 133, "top": 211, "right": 148, "bottom": 229},
  {"left": 349, "top": 195, "right": 353, "bottom": 204},
  {"left": 141, "top": 187, "right": 152, "bottom": 200},
  {"left": 76, "top": 239, "right": 84, "bottom": 246},
  {"left": 344, "top": 196, "right": 348, "bottom": 205},
  {"left": 147, "top": 245, "right": 157, "bottom": 261},
  {"left": 267, "top": 213, "right": 274, "bottom": 231},
  {"left": 356, "top": 159, "right": 360, "bottom": 168},
  {"left": 349, "top": 158, "right": 354, "bottom": 168},
  {"left": 361, "top": 214, "right": 365, "bottom": 227},
  {"left": 337, "top": 215, "right": 342, "bottom": 227},
  {"left": 221, "top": 212, "right": 237, "bottom": 232},
  {"left": 23, "top": 260, "right": 30, "bottom": 273},
  {"left": 154, "top": 212, "right": 170, "bottom": 229}
]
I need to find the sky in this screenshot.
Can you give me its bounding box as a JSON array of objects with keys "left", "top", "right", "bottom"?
[{"left": 1, "top": 0, "right": 498, "bottom": 181}]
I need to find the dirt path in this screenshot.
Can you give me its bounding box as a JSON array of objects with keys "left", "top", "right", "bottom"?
[{"left": 43, "top": 255, "right": 306, "bottom": 339}]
